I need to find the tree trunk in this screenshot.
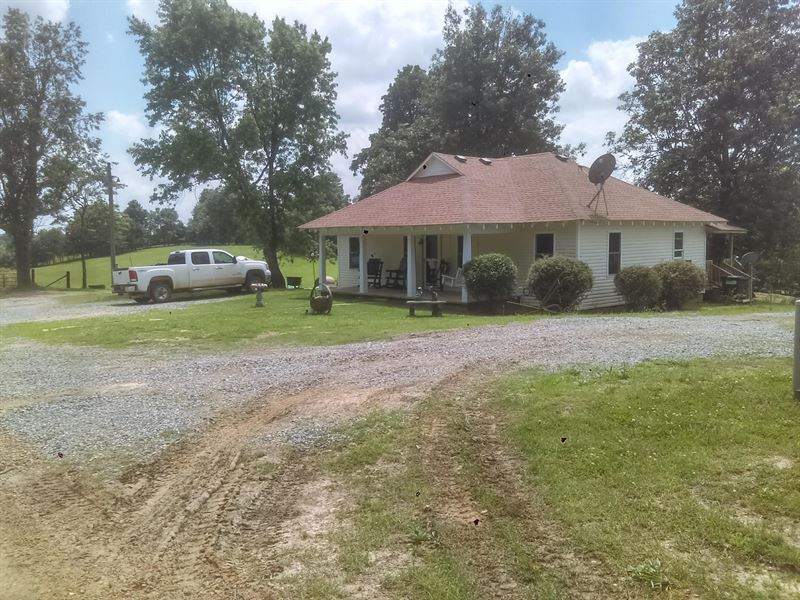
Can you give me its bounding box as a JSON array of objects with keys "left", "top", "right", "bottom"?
[
  {"left": 81, "top": 253, "right": 87, "bottom": 289},
  {"left": 13, "top": 227, "right": 33, "bottom": 289},
  {"left": 264, "top": 244, "right": 285, "bottom": 288}
]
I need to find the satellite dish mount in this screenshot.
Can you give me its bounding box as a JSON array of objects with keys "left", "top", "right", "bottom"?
[{"left": 587, "top": 153, "right": 616, "bottom": 216}]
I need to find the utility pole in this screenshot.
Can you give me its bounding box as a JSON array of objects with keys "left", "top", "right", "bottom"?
[{"left": 107, "top": 162, "right": 117, "bottom": 271}]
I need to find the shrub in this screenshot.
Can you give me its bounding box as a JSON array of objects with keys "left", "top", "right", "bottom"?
[
  {"left": 462, "top": 253, "right": 518, "bottom": 309},
  {"left": 527, "top": 256, "right": 593, "bottom": 311},
  {"left": 653, "top": 261, "right": 706, "bottom": 310},
  {"left": 614, "top": 265, "right": 662, "bottom": 310}
]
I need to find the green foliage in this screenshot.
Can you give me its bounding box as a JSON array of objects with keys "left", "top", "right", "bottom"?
[
  {"left": 123, "top": 199, "right": 151, "bottom": 250},
  {"left": 614, "top": 0, "right": 800, "bottom": 253},
  {"left": 30, "top": 228, "right": 66, "bottom": 266},
  {"left": 756, "top": 246, "right": 800, "bottom": 296},
  {"left": 351, "top": 4, "right": 564, "bottom": 198},
  {"left": 614, "top": 265, "right": 662, "bottom": 310},
  {"left": 653, "top": 261, "right": 706, "bottom": 310},
  {"left": 129, "top": 0, "right": 347, "bottom": 287},
  {"left": 0, "top": 8, "right": 102, "bottom": 286},
  {"left": 527, "top": 256, "right": 593, "bottom": 311},
  {"left": 187, "top": 187, "right": 251, "bottom": 246},
  {"left": 463, "top": 253, "right": 518, "bottom": 308}
]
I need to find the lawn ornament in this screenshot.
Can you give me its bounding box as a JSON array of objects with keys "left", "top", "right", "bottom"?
[
  {"left": 309, "top": 281, "right": 333, "bottom": 314},
  {"left": 251, "top": 282, "right": 269, "bottom": 307}
]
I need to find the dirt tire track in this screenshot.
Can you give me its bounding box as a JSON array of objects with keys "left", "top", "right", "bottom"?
[
  {"left": 0, "top": 384, "right": 391, "bottom": 599},
  {"left": 417, "top": 374, "right": 632, "bottom": 599}
]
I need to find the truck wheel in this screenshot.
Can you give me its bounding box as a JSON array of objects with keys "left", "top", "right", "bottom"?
[
  {"left": 149, "top": 281, "right": 172, "bottom": 303},
  {"left": 133, "top": 296, "right": 150, "bottom": 304},
  {"left": 244, "top": 271, "right": 266, "bottom": 292}
]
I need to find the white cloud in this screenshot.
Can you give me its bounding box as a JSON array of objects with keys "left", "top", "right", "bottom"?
[
  {"left": 127, "top": 0, "right": 468, "bottom": 200},
  {"left": 106, "top": 110, "right": 149, "bottom": 142},
  {"left": 557, "top": 37, "right": 643, "bottom": 172},
  {"left": 0, "top": 0, "right": 69, "bottom": 21}
]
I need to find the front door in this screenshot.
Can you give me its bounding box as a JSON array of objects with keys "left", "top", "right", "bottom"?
[
  {"left": 189, "top": 250, "right": 216, "bottom": 287},
  {"left": 424, "top": 235, "right": 439, "bottom": 286}
]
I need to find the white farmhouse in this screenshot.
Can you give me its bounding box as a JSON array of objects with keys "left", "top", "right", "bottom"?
[{"left": 301, "top": 152, "right": 747, "bottom": 309}]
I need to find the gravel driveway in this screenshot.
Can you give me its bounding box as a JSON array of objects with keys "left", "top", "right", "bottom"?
[
  {"left": 0, "top": 312, "right": 792, "bottom": 462},
  {"left": 0, "top": 291, "right": 233, "bottom": 326}
]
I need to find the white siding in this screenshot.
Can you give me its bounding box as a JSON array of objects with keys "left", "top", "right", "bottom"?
[
  {"left": 578, "top": 221, "right": 707, "bottom": 309},
  {"left": 337, "top": 235, "right": 358, "bottom": 288},
  {"left": 411, "top": 155, "right": 459, "bottom": 178}
]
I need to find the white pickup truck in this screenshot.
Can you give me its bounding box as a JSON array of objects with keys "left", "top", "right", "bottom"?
[{"left": 112, "top": 249, "right": 271, "bottom": 304}]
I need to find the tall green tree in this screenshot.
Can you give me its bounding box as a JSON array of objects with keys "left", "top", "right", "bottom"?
[
  {"left": 352, "top": 4, "right": 565, "bottom": 198},
  {"left": 613, "top": 0, "right": 800, "bottom": 252},
  {"left": 51, "top": 147, "right": 107, "bottom": 288},
  {"left": 0, "top": 9, "right": 102, "bottom": 287},
  {"left": 123, "top": 199, "right": 151, "bottom": 250},
  {"left": 187, "top": 187, "right": 249, "bottom": 245},
  {"left": 129, "top": 0, "right": 346, "bottom": 287},
  {"left": 64, "top": 201, "right": 131, "bottom": 264},
  {"left": 149, "top": 207, "right": 185, "bottom": 246}
]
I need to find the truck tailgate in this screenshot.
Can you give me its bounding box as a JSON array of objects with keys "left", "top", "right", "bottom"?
[{"left": 112, "top": 269, "right": 132, "bottom": 286}]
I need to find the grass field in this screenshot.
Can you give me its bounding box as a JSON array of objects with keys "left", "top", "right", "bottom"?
[
  {"left": 0, "top": 290, "right": 547, "bottom": 350},
  {"left": 285, "top": 358, "right": 800, "bottom": 598},
  {"left": 27, "top": 245, "right": 338, "bottom": 289}
]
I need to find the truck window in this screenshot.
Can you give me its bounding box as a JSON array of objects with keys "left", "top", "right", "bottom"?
[
  {"left": 212, "top": 251, "right": 235, "bottom": 264},
  {"left": 167, "top": 252, "right": 186, "bottom": 265},
  {"left": 191, "top": 251, "right": 211, "bottom": 265}
]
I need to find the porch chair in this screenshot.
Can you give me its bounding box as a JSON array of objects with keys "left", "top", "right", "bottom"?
[
  {"left": 367, "top": 258, "right": 383, "bottom": 288},
  {"left": 384, "top": 256, "right": 406, "bottom": 289},
  {"left": 441, "top": 267, "right": 464, "bottom": 289}
]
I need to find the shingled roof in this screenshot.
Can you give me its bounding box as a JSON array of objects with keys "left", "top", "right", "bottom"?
[{"left": 300, "top": 152, "right": 726, "bottom": 230}]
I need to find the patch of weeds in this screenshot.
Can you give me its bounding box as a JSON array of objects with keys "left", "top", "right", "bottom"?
[
  {"left": 627, "top": 558, "right": 670, "bottom": 590},
  {"left": 407, "top": 521, "right": 438, "bottom": 546}
]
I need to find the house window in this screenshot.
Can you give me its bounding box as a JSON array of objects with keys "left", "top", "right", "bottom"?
[
  {"left": 457, "top": 235, "right": 464, "bottom": 267},
  {"left": 608, "top": 232, "right": 621, "bottom": 275},
  {"left": 674, "top": 232, "right": 684, "bottom": 259},
  {"left": 535, "top": 233, "right": 554, "bottom": 259},
  {"left": 349, "top": 237, "right": 359, "bottom": 269}
]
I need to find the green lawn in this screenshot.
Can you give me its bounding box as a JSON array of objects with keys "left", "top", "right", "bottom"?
[
  {"left": 28, "top": 245, "right": 337, "bottom": 289},
  {"left": 0, "top": 290, "right": 546, "bottom": 350},
  {"left": 283, "top": 358, "right": 800, "bottom": 598}
]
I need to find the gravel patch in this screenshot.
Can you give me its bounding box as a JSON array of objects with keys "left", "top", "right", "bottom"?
[
  {"left": 0, "top": 313, "right": 792, "bottom": 460},
  {"left": 0, "top": 291, "right": 236, "bottom": 326}
]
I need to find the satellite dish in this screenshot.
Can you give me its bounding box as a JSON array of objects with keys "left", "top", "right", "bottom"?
[
  {"left": 588, "top": 153, "right": 616, "bottom": 184},
  {"left": 587, "top": 153, "right": 616, "bottom": 215},
  {"left": 740, "top": 251, "right": 760, "bottom": 267}
]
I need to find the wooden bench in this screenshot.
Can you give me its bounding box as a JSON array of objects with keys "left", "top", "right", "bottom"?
[{"left": 406, "top": 300, "right": 446, "bottom": 317}]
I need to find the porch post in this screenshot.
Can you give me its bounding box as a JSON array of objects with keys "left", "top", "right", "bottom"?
[
  {"left": 461, "top": 230, "right": 472, "bottom": 303},
  {"left": 729, "top": 234, "right": 734, "bottom": 265},
  {"left": 318, "top": 231, "right": 326, "bottom": 285},
  {"left": 359, "top": 236, "right": 368, "bottom": 294},
  {"left": 406, "top": 234, "right": 417, "bottom": 298}
]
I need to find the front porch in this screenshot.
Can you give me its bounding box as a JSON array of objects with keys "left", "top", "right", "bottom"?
[{"left": 334, "top": 285, "right": 466, "bottom": 304}]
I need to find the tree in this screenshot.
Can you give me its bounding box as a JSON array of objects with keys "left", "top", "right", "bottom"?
[
  {"left": 31, "top": 227, "right": 65, "bottom": 265},
  {"left": 0, "top": 9, "right": 102, "bottom": 287},
  {"left": 129, "top": 0, "right": 346, "bottom": 287},
  {"left": 187, "top": 187, "right": 248, "bottom": 245},
  {"left": 65, "top": 201, "right": 130, "bottom": 269},
  {"left": 613, "top": 0, "right": 800, "bottom": 253},
  {"left": 149, "top": 207, "right": 185, "bottom": 246},
  {"left": 51, "top": 148, "right": 107, "bottom": 288},
  {"left": 352, "top": 4, "right": 565, "bottom": 198},
  {"left": 124, "top": 199, "right": 151, "bottom": 250}
]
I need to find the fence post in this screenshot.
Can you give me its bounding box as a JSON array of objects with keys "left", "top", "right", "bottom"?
[
  {"left": 794, "top": 300, "right": 799, "bottom": 400},
  {"left": 30, "top": 269, "right": 35, "bottom": 285},
  {"left": 66, "top": 271, "right": 71, "bottom": 289}
]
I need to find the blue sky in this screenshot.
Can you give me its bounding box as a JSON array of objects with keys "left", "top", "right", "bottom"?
[{"left": 2, "top": 0, "right": 678, "bottom": 222}]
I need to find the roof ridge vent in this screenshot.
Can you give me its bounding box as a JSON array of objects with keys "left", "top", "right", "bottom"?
[
  {"left": 454, "top": 155, "right": 467, "bottom": 162},
  {"left": 479, "top": 157, "right": 492, "bottom": 165}
]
